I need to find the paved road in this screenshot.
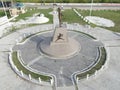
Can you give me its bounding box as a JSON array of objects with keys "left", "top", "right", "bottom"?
[{"left": 24, "top": 3, "right": 120, "bottom": 10}]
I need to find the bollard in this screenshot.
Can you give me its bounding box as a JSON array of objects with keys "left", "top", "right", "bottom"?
[
  {"left": 14, "top": 66, "right": 18, "bottom": 72},
  {"left": 85, "top": 19, "right": 88, "bottom": 22},
  {"left": 79, "top": 14, "right": 81, "bottom": 17},
  {"left": 20, "top": 70, "right": 24, "bottom": 76},
  {"left": 15, "top": 39, "right": 18, "bottom": 43},
  {"left": 76, "top": 77, "right": 79, "bottom": 84},
  {"left": 95, "top": 70, "right": 97, "bottom": 76},
  {"left": 19, "top": 37, "right": 22, "bottom": 42},
  {"left": 38, "top": 77, "right": 41, "bottom": 84},
  {"left": 83, "top": 18, "right": 86, "bottom": 21},
  {"left": 81, "top": 16, "right": 83, "bottom": 19},
  {"left": 50, "top": 79, "right": 54, "bottom": 85},
  {"left": 88, "top": 21, "right": 91, "bottom": 24},
  {"left": 29, "top": 74, "right": 32, "bottom": 80},
  {"left": 87, "top": 74, "right": 89, "bottom": 80},
  {"left": 100, "top": 65, "right": 105, "bottom": 72},
  {"left": 23, "top": 34, "right": 26, "bottom": 38},
  {"left": 26, "top": 34, "right": 29, "bottom": 37}
]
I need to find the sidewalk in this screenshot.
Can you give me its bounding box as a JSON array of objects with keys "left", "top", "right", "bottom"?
[{"left": 0, "top": 23, "right": 120, "bottom": 90}]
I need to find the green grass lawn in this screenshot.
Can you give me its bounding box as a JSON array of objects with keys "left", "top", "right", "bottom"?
[
  {"left": 0, "top": 8, "right": 53, "bottom": 37},
  {"left": 0, "top": 8, "right": 53, "bottom": 22},
  {"left": 12, "top": 51, "right": 51, "bottom": 81},
  {"left": 13, "top": 9, "right": 120, "bottom": 33},
  {"left": 62, "top": 9, "right": 86, "bottom": 25},
  {"left": 0, "top": 10, "right": 5, "bottom": 17},
  {"left": 0, "top": 10, "right": 11, "bottom": 18},
  {"left": 77, "top": 47, "right": 106, "bottom": 79},
  {"left": 62, "top": 9, "right": 120, "bottom": 32},
  {"left": 1, "top": 8, "right": 120, "bottom": 33},
  {"left": 14, "top": 8, "right": 53, "bottom": 23},
  {"left": 77, "top": 9, "right": 120, "bottom": 32}
]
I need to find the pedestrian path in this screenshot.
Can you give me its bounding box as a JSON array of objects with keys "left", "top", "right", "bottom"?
[{"left": 0, "top": 12, "right": 120, "bottom": 90}]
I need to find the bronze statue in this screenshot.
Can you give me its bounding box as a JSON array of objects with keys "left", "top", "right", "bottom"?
[
  {"left": 55, "top": 33, "right": 64, "bottom": 42},
  {"left": 57, "top": 7, "right": 63, "bottom": 27}
]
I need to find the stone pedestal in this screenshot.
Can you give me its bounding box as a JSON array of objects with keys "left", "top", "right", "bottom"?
[
  {"left": 40, "top": 27, "right": 80, "bottom": 59},
  {"left": 51, "top": 27, "right": 68, "bottom": 44}
]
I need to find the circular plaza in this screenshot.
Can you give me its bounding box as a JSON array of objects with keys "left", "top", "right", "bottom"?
[
  {"left": 12, "top": 29, "right": 104, "bottom": 87},
  {"left": 0, "top": 2, "right": 120, "bottom": 90}
]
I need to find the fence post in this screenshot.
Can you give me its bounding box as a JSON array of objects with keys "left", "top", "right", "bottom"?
[
  {"left": 16, "top": 39, "right": 18, "bottom": 43},
  {"left": 38, "top": 77, "right": 41, "bottom": 84},
  {"left": 94, "top": 70, "right": 98, "bottom": 77},
  {"left": 14, "top": 66, "right": 19, "bottom": 72},
  {"left": 76, "top": 77, "right": 79, "bottom": 84},
  {"left": 23, "top": 34, "right": 26, "bottom": 38},
  {"left": 101, "top": 65, "right": 105, "bottom": 70},
  {"left": 50, "top": 79, "right": 54, "bottom": 86},
  {"left": 29, "top": 74, "right": 32, "bottom": 80},
  {"left": 81, "top": 16, "right": 83, "bottom": 19},
  {"left": 18, "top": 37, "right": 22, "bottom": 42},
  {"left": 88, "top": 21, "right": 91, "bottom": 24},
  {"left": 87, "top": 74, "right": 89, "bottom": 80},
  {"left": 20, "top": 70, "right": 24, "bottom": 76}
]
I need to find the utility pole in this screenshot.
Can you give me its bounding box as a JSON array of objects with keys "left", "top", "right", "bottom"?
[{"left": 89, "top": 0, "right": 93, "bottom": 16}]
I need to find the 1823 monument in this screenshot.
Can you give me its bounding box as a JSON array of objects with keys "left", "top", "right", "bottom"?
[
  {"left": 40, "top": 7, "right": 80, "bottom": 59},
  {"left": 11, "top": 6, "right": 105, "bottom": 87}
]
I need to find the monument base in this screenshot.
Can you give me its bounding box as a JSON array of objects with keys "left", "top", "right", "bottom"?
[
  {"left": 39, "top": 27, "right": 80, "bottom": 59},
  {"left": 40, "top": 37, "right": 80, "bottom": 59}
]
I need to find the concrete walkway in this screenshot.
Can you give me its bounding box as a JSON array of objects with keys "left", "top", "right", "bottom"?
[
  {"left": 0, "top": 23, "right": 120, "bottom": 90},
  {"left": 0, "top": 25, "right": 53, "bottom": 90},
  {"left": 13, "top": 30, "right": 102, "bottom": 87}
]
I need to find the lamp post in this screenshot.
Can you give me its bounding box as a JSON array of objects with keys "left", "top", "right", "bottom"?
[{"left": 89, "top": 0, "right": 93, "bottom": 16}]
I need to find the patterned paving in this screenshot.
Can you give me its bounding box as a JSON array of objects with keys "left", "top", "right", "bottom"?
[{"left": 13, "top": 30, "right": 103, "bottom": 87}]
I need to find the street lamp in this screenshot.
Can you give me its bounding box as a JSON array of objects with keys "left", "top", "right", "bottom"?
[{"left": 89, "top": 0, "right": 93, "bottom": 16}]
